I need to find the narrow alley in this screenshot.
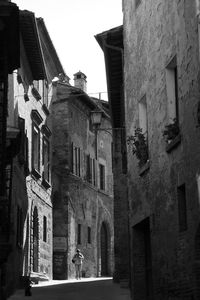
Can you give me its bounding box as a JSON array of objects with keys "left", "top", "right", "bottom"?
[{"left": 8, "top": 278, "right": 131, "bottom": 300}]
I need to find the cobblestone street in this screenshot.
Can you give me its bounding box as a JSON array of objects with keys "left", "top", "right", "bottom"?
[{"left": 8, "top": 278, "right": 131, "bottom": 300}]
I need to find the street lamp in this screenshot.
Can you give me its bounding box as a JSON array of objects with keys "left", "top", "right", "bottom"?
[
  {"left": 90, "top": 109, "right": 114, "bottom": 161},
  {"left": 90, "top": 110, "right": 124, "bottom": 134},
  {"left": 90, "top": 110, "right": 103, "bottom": 128}
]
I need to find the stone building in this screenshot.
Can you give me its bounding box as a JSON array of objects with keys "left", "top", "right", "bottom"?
[
  {"left": 0, "top": 1, "right": 20, "bottom": 298},
  {"left": 52, "top": 71, "right": 114, "bottom": 279},
  {"left": 95, "top": 26, "right": 130, "bottom": 285},
  {"left": 3, "top": 9, "right": 66, "bottom": 295},
  {"left": 122, "top": 0, "right": 200, "bottom": 299}
]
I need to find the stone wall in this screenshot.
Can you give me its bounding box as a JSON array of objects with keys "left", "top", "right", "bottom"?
[
  {"left": 52, "top": 85, "right": 114, "bottom": 280},
  {"left": 123, "top": 0, "right": 200, "bottom": 299},
  {"left": 7, "top": 72, "right": 53, "bottom": 282}
]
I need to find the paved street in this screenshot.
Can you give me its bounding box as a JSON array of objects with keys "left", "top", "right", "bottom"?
[{"left": 8, "top": 278, "right": 131, "bottom": 300}]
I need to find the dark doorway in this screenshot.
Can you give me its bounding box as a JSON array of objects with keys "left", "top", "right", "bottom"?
[
  {"left": 100, "top": 222, "right": 108, "bottom": 276},
  {"left": 195, "top": 223, "right": 200, "bottom": 299},
  {"left": 132, "top": 218, "right": 153, "bottom": 300},
  {"left": 33, "top": 207, "right": 39, "bottom": 272}
]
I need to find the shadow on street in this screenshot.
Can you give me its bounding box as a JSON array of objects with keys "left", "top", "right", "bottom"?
[{"left": 8, "top": 277, "right": 131, "bottom": 300}]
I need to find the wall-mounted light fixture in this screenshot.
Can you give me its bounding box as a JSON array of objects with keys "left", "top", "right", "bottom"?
[
  {"left": 90, "top": 110, "right": 103, "bottom": 128},
  {"left": 90, "top": 109, "right": 124, "bottom": 134}
]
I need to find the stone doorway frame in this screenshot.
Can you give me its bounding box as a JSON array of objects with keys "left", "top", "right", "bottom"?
[{"left": 98, "top": 220, "right": 113, "bottom": 277}]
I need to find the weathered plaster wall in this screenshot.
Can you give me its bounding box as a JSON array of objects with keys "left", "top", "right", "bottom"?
[{"left": 124, "top": 0, "right": 200, "bottom": 298}]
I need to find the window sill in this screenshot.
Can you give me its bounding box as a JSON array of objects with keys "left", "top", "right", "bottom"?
[
  {"left": 166, "top": 134, "right": 181, "bottom": 153},
  {"left": 98, "top": 188, "right": 109, "bottom": 196},
  {"left": 41, "top": 178, "right": 51, "bottom": 189},
  {"left": 42, "top": 104, "right": 50, "bottom": 116},
  {"left": 31, "top": 168, "right": 41, "bottom": 180},
  {"left": 139, "top": 160, "right": 150, "bottom": 176}
]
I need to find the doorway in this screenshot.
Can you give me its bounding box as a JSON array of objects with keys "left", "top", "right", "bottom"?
[
  {"left": 100, "top": 222, "right": 108, "bottom": 276},
  {"left": 195, "top": 223, "right": 200, "bottom": 299},
  {"left": 132, "top": 218, "right": 153, "bottom": 300}
]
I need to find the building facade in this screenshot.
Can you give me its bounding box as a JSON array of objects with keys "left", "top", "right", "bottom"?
[
  {"left": 123, "top": 0, "right": 200, "bottom": 299},
  {"left": 3, "top": 10, "right": 66, "bottom": 296},
  {"left": 52, "top": 72, "right": 114, "bottom": 279},
  {"left": 95, "top": 26, "right": 130, "bottom": 286}
]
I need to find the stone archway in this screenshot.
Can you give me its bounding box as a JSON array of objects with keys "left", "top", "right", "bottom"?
[
  {"left": 100, "top": 222, "right": 109, "bottom": 276},
  {"left": 33, "top": 207, "right": 39, "bottom": 272}
]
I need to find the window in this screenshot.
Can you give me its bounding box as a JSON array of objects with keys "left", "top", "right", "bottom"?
[
  {"left": 17, "top": 206, "right": 23, "bottom": 247},
  {"left": 99, "top": 164, "right": 105, "bottom": 191},
  {"left": 78, "top": 224, "right": 81, "bottom": 244},
  {"left": 139, "top": 95, "right": 148, "bottom": 137},
  {"left": 33, "top": 80, "right": 39, "bottom": 90},
  {"left": 71, "top": 143, "right": 81, "bottom": 177},
  {"left": 88, "top": 226, "right": 91, "bottom": 244},
  {"left": 31, "top": 110, "right": 43, "bottom": 176},
  {"left": 92, "top": 159, "right": 96, "bottom": 186},
  {"left": 43, "top": 80, "right": 49, "bottom": 107},
  {"left": 43, "top": 137, "right": 50, "bottom": 182},
  {"left": 43, "top": 216, "right": 47, "bottom": 242},
  {"left": 75, "top": 147, "right": 81, "bottom": 176},
  {"left": 32, "top": 123, "right": 40, "bottom": 173},
  {"left": 177, "top": 184, "right": 187, "bottom": 232},
  {"left": 18, "top": 117, "right": 25, "bottom": 162},
  {"left": 166, "top": 56, "right": 179, "bottom": 123},
  {"left": 85, "top": 154, "right": 96, "bottom": 186},
  {"left": 86, "top": 154, "right": 92, "bottom": 183},
  {"left": 18, "top": 117, "right": 29, "bottom": 172}
]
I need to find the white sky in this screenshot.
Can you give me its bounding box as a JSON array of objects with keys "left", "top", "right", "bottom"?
[{"left": 14, "top": 0, "right": 123, "bottom": 100}]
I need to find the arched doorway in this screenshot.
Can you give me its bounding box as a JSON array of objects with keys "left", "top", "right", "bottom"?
[
  {"left": 100, "top": 222, "right": 108, "bottom": 276},
  {"left": 33, "top": 207, "right": 39, "bottom": 272}
]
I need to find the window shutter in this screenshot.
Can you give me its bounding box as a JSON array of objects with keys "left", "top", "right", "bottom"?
[
  {"left": 93, "top": 159, "right": 96, "bottom": 186},
  {"left": 78, "top": 148, "right": 81, "bottom": 177},
  {"left": 89, "top": 157, "right": 92, "bottom": 183},
  {"left": 86, "top": 154, "right": 90, "bottom": 182},
  {"left": 24, "top": 133, "right": 29, "bottom": 175},
  {"left": 71, "top": 142, "right": 74, "bottom": 173}
]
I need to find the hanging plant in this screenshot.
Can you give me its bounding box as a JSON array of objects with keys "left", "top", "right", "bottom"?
[
  {"left": 163, "top": 118, "right": 180, "bottom": 143},
  {"left": 127, "top": 127, "right": 149, "bottom": 167}
]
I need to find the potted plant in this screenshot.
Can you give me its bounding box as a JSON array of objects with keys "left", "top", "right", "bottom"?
[
  {"left": 163, "top": 118, "right": 180, "bottom": 143},
  {"left": 127, "top": 127, "right": 149, "bottom": 167}
]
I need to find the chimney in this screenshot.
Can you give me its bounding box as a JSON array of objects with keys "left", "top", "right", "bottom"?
[{"left": 73, "top": 71, "right": 87, "bottom": 93}]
